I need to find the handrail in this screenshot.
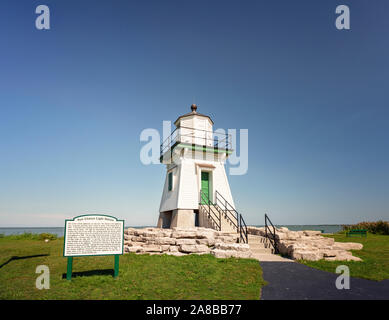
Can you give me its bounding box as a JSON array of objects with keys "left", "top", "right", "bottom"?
[
  {"left": 215, "top": 191, "right": 239, "bottom": 229},
  {"left": 239, "top": 215, "right": 248, "bottom": 244},
  {"left": 160, "top": 126, "right": 232, "bottom": 156},
  {"left": 214, "top": 190, "right": 248, "bottom": 244},
  {"left": 264, "top": 213, "right": 278, "bottom": 254},
  {"left": 199, "top": 190, "right": 221, "bottom": 231}
]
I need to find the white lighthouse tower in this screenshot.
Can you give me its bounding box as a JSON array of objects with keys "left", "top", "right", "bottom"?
[{"left": 157, "top": 104, "right": 246, "bottom": 239}]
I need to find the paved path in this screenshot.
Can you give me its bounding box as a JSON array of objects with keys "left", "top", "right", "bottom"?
[
  {"left": 260, "top": 261, "right": 389, "bottom": 300},
  {"left": 249, "top": 235, "right": 293, "bottom": 262}
]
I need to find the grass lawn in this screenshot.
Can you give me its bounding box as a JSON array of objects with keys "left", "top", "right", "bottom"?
[
  {"left": 0, "top": 236, "right": 264, "bottom": 300},
  {"left": 300, "top": 233, "right": 389, "bottom": 281}
]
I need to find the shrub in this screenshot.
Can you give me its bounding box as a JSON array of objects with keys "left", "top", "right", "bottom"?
[
  {"left": 38, "top": 233, "right": 57, "bottom": 240},
  {"left": 1, "top": 232, "right": 58, "bottom": 240},
  {"left": 342, "top": 221, "right": 389, "bottom": 235}
]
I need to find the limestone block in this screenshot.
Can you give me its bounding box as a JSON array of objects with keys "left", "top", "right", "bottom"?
[
  {"left": 215, "top": 235, "right": 236, "bottom": 243},
  {"left": 169, "top": 246, "right": 179, "bottom": 252},
  {"left": 127, "top": 242, "right": 144, "bottom": 247},
  {"left": 320, "top": 250, "right": 337, "bottom": 258},
  {"left": 126, "top": 228, "right": 138, "bottom": 235},
  {"left": 154, "top": 237, "right": 177, "bottom": 245},
  {"left": 175, "top": 238, "right": 197, "bottom": 245},
  {"left": 166, "top": 252, "right": 186, "bottom": 256},
  {"left": 214, "top": 243, "right": 250, "bottom": 252},
  {"left": 161, "top": 245, "right": 170, "bottom": 252},
  {"left": 179, "top": 244, "right": 211, "bottom": 253},
  {"left": 196, "top": 238, "right": 215, "bottom": 246},
  {"left": 131, "top": 236, "right": 146, "bottom": 242},
  {"left": 196, "top": 229, "right": 217, "bottom": 239},
  {"left": 126, "top": 246, "right": 144, "bottom": 253},
  {"left": 142, "top": 245, "right": 162, "bottom": 252},
  {"left": 303, "top": 230, "right": 322, "bottom": 236},
  {"left": 171, "top": 230, "right": 197, "bottom": 239},
  {"left": 292, "top": 250, "right": 323, "bottom": 261},
  {"left": 210, "top": 249, "right": 252, "bottom": 259},
  {"left": 333, "top": 242, "right": 363, "bottom": 251}
]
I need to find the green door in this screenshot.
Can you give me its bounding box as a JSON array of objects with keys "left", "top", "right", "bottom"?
[{"left": 201, "top": 172, "right": 210, "bottom": 204}]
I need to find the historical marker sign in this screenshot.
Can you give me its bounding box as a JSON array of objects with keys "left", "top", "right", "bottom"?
[{"left": 63, "top": 214, "right": 124, "bottom": 280}]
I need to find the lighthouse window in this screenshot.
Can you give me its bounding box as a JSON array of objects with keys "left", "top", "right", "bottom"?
[{"left": 168, "top": 172, "right": 173, "bottom": 191}]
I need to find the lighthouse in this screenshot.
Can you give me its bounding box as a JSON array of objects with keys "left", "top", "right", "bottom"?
[{"left": 157, "top": 104, "right": 247, "bottom": 241}]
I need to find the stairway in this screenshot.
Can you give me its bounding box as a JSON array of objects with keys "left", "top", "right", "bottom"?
[
  {"left": 248, "top": 234, "right": 293, "bottom": 262},
  {"left": 198, "top": 204, "right": 237, "bottom": 232},
  {"left": 199, "top": 190, "right": 248, "bottom": 243}
]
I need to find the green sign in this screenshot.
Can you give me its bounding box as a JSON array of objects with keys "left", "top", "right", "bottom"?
[{"left": 63, "top": 214, "right": 124, "bottom": 280}]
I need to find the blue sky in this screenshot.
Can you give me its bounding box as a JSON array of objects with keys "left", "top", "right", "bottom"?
[{"left": 0, "top": 0, "right": 388, "bottom": 227}]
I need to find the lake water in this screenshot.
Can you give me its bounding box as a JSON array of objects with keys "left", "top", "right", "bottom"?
[
  {"left": 252, "top": 225, "right": 343, "bottom": 234},
  {"left": 0, "top": 224, "right": 343, "bottom": 237}
]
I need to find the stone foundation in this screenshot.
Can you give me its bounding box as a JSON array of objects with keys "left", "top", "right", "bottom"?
[
  {"left": 124, "top": 227, "right": 252, "bottom": 259},
  {"left": 247, "top": 226, "right": 363, "bottom": 261}
]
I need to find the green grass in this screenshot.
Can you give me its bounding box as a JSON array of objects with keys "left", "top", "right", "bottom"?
[
  {"left": 299, "top": 233, "right": 389, "bottom": 281},
  {"left": 0, "top": 236, "right": 264, "bottom": 300}
]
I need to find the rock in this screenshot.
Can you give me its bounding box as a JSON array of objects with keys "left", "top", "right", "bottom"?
[
  {"left": 320, "top": 250, "right": 337, "bottom": 258},
  {"left": 175, "top": 238, "right": 197, "bottom": 245},
  {"left": 126, "top": 228, "right": 138, "bottom": 235},
  {"left": 154, "top": 237, "right": 177, "bottom": 245},
  {"left": 179, "top": 244, "right": 210, "bottom": 253},
  {"left": 215, "top": 235, "right": 237, "bottom": 243},
  {"left": 196, "top": 229, "right": 217, "bottom": 239},
  {"left": 214, "top": 243, "right": 250, "bottom": 251},
  {"left": 131, "top": 236, "right": 146, "bottom": 242},
  {"left": 210, "top": 249, "right": 252, "bottom": 259},
  {"left": 142, "top": 245, "right": 162, "bottom": 252},
  {"left": 196, "top": 238, "right": 215, "bottom": 246},
  {"left": 169, "top": 246, "right": 179, "bottom": 252},
  {"left": 166, "top": 252, "right": 186, "bottom": 256},
  {"left": 292, "top": 250, "right": 323, "bottom": 261},
  {"left": 171, "top": 230, "right": 197, "bottom": 239},
  {"left": 333, "top": 242, "right": 363, "bottom": 250},
  {"left": 303, "top": 230, "right": 322, "bottom": 236},
  {"left": 126, "top": 246, "right": 144, "bottom": 253}
]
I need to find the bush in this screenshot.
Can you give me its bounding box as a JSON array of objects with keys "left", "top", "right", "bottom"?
[
  {"left": 342, "top": 221, "right": 389, "bottom": 235},
  {"left": 38, "top": 233, "right": 57, "bottom": 240},
  {"left": 1, "top": 232, "right": 58, "bottom": 240}
]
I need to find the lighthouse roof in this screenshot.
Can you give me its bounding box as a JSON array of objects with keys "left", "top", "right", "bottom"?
[{"left": 174, "top": 104, "right": 214, "bottom": 126}]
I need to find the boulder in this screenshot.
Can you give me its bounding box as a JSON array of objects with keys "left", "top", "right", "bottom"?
[
  {"left": 292, "top": 250, "right": 323, "bottom": 261},
  {"left": 303, "top": 230, "right": 322, "bottom": 236},
  {"left": 142, "top": 245, "right": 162, "bottom": 252},
  {"left": 214, "top": 243, "right": 250, "bottom": 252},
  {"left": 333, "top": 242, "right": 363, "bottom": 250},
  {"left": 210, "top": 249, "right": 252, "bottom": 259},
  {"left": 195, "top": 238, "right": 215, "bottom": 246},
  {"left": 125, "top": 246, "right": 144, "bottom": 253},
  {"left": 179, "top": 244, "right": 210, "bottom": 253},
  {"left": 169, "top": 246, "right": 179, "bottom": 252},
  {"left": 153, "top": 237, "right": 177, "bottom": 245},
  {"left": 171, "top": 230, "right": 197, "bottom": 239},
  {"left": 175, "top": 238, "right": 197, "bottom": 245}
]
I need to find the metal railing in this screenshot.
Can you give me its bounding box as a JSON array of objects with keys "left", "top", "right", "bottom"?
[
  {"left": 215, "top": 191, "right": 239, "bottom": 230},
  {"left": 199, "top": 190, "right": 221, "bottom": 231},
  {"left": 160, "top": 126, "right": 232, "bottom": 157},
  {"left": 239, "top": 214, "right": 248, "bottom": 244},
  {"left": 215, "top": 190, "right": 248, "bottom": 244},
  {"left": 264, "top": 213, "right": 279, "bottom": 254}
]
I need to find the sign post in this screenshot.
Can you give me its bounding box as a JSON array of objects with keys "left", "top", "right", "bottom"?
[{"left": 63, "top": 214, "right": 124, "bottom": 280}]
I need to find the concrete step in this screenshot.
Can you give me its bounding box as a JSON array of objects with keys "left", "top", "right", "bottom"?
[
  {"left": 251, "top": 253, "right": 293, "bottom": 262},
  {"left": 251, "top": 248, "right": 274, "bottom": 254}
]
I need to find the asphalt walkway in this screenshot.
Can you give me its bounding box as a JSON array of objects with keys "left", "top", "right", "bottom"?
[{"left": 260, "top": 261, "right": 389, "bottom": 300}]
